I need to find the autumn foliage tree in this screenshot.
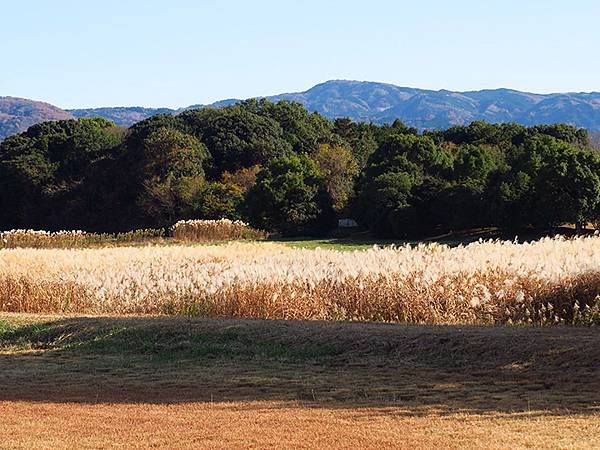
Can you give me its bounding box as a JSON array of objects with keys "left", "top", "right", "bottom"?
[{"left": 310, "top": 144, "right": 359, "bottom": 213}]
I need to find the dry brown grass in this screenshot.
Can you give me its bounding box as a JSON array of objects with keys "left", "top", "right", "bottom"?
[
  {"left": 0, "top": 314, "right": 599, "bottom": 449},
  {"left": 2, "top": 401, "right": 599, "bottom": 450}
]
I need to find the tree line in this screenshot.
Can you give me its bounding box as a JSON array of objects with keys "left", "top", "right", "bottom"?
[{"left": 1, "top": 99, "right": 599, "bottom": 237}]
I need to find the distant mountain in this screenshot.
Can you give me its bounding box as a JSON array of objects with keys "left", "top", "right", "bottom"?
[
  {"left": 262, "top": 81, "right": 600, "bottom": 130},
  {"left": 69, "top": 106, "right": 175, "bottom": 127},
  {"left": 3, "top": 80, "right": 600, "bottom": 140},
  {"left": 0, "top": 97, "right": 74, "bottom": 140},
  {"left": 591, "top": 132, "right": 600, "bottom": 150},
  {"left": 68, "top": 101, "right": 242, "bottom": 127},
  {"left": 182, "top": 99, "right": 240, "bottom": 112},
  {"left": 72, "top": 81, "right": 600, "bottom": 131}
]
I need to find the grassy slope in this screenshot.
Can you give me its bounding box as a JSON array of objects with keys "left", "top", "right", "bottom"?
[
  {"left": 1, "top": 314, "right": 599, "bottom": 448},
  {"left": 1, "top": 314, "right": 599, "bottom": 407}
]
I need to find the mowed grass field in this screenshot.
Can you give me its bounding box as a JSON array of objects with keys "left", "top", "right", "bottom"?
[{"left": 1, "top": 314, "right": 599, "bottom": 449}]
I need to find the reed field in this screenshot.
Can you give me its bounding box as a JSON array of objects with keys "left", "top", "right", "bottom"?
[
  {"left": 0, "top": 220, "right": 265, "bottom": 250},
  {"left": 1, "top": 234, "right": 600, "bottom": 324},
  {"left": 0, "top": 229, "right": 166, "bottom": 249},
  {"left": 172, "top": 219, "right": 268, "bottom": 242}
]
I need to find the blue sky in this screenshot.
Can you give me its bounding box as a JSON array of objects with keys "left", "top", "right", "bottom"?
[{"left": 2, "top": 0, "right": 599, "bottom": 108}]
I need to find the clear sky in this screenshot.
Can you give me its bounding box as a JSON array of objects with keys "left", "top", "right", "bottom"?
[{"left": 2, "top": 0, "right": 599, "bottom": 108}]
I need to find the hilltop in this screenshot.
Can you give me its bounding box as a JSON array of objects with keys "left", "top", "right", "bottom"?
[{"left": 0, "top": 97, "right": 74, "bottom": 140}]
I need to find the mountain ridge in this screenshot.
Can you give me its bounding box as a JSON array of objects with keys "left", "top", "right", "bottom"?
[
  {"left": 0, "top": 96, "right": 75, "bottom": 140},
  {"left": 70, "top": 80, "right": 600, "bottom": 130},
  {"left": 3, "top": 80, "right": 600, "bottom": 140}
]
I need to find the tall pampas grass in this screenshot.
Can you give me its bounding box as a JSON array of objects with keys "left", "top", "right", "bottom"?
[
  {"left": 1, "top": 237, "right": 600, "bottom": 325},
  {"left": 172, "top": 219, "right": 267, "bottom": 242},
  {"left": 0, "top": 229, "right": 165, "bottom": 249}
]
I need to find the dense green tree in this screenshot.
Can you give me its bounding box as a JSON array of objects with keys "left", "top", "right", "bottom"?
[
  {"left": 135, "top": 128, "right": 208, "bottom": 227},
  {"left": 370, "top": 119, "right": 419, "bottom": 146},
  {"left": 357, "top": 170, "right": 416, "bottom": 236},
  {"left": 0, "top": 118, "right": 122, "bottom": 229},
  {"left": 125, "top": 114, "right": 186, "bottom": 146},
  {"left": 452, "top": 144, "right": 501, "bottom": 185},
  {"left": 428, "top": 121, "right": 525, "bottom": 148},
  {"left": 195, "top": 181, "right": 245, "bottom": 220},
  {"left": 179, "top": 106, "right": 291, "bottom": 177},
  {"left": 357, "top": 134, "right": 441, "bottom": 236},
  {"left": 366, "top": 133, "right": 453, "bottom": 179},
  {"left": 246, "top": 154, "right": 334, "bottom": 234},
  {"left": 488, "top": 170, "right": 534, "bottom": 231},
  {"left": 487, "top": 136, "right": 600, "bottom": 231},
  {"left": 530, "top": 124, "right": 589, "bottom": 148},
  {"left": 333, "top": 118, "right": 378, "bottom": 169},
  {"left": 525, "top": 136, "right": 600, "bottom": 229},
  {"left": 240, "top": 99, "right": 336, "bottom": 153}
]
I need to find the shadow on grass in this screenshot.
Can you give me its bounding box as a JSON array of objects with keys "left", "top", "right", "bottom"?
[
  {"left": 0, "top": 315, "right": 599, "bottom": 415},
  {"left": 271, "top": 227, "right": 599, "bottom": 250}
]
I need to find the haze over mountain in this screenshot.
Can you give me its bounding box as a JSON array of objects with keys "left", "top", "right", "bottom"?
[{"left": 3, "top": 80, "right": 600, "bottom": 141}]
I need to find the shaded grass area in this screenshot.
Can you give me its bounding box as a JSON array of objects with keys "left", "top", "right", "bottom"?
[
  {"left": 272, "top": 226, "right": 600, "bottom": 250},
  {"left": 0, "top": 316, "right": 341, "bottom": 361},
  {"left": 1, "top": 314, "right": 599, "bottom": 414},
  {"left": 271, "top": 237, "right": 415, "bottom": 250},
  {"left": 269, "top": 229, "right": 490, "bottom": 250}
]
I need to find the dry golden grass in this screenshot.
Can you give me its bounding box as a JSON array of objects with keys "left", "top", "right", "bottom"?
[
  {"left": 0, "top": 228, "right": 165, "bottom": 249},
  {"left": 0, "top": 221, "right": 265, "bottom": 250},
  {"left": 172, "top": 219, "right": 267, "bottom": 242},
  {"left": 2, "top": 236, "right": 600, "bottom": 324},
  {"left": 2, "top": 401, "right": 599, "bottom": 450},
  {"left": 0, "top": 314, "right": 599, "bottom": 449}
]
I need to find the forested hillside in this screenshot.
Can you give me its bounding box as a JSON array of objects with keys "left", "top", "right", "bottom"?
[
  {"left": 1, "top": 100, "right": 599, "bottom": 237},
  {"left": 4, "top": 81, "right": 600, "bottom": 141}
]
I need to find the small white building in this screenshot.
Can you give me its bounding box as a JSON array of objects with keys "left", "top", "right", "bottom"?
[{"left": 338, "top": 218, "right": 359, "bottom": 228}]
